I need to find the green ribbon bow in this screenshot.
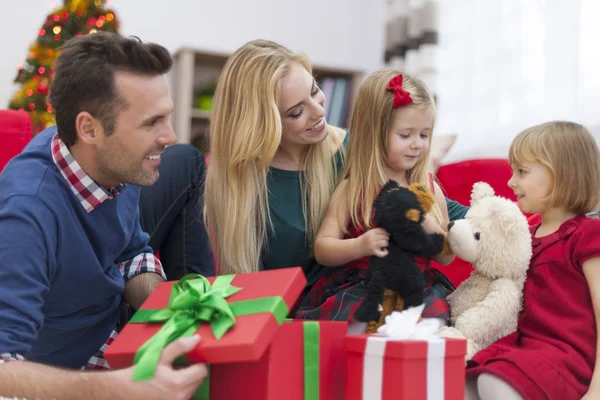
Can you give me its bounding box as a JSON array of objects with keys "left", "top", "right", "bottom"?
[{"left": 130, "top": 273, "right": 289, "bottom": 386}]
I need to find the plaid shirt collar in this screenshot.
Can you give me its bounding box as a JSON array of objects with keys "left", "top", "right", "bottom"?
[{"left": 51, "top": 133, "right": 125, "bottom": 213}]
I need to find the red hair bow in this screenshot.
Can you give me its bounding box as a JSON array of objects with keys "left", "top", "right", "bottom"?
[{"left": 387, "top": 74, "right": 413, "bottom": 108}]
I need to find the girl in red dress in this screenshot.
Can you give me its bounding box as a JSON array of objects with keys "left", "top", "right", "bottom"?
[
  {"left": 294, "top": 70, "right": 454, "bottom": 324},
  {"left": 465, "top": 121, "right": 600, "bottom": 400}
]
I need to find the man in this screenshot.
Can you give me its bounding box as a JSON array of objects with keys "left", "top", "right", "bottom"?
[{"left": 0, "top": 32, "right": 206, "bottom": 399}]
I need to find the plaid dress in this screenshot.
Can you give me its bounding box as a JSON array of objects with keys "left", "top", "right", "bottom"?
[
  {"left": 294, "top": 232, "right": 453, "bottom": 322},
  {"left": 294, "top": 178, "right": 454, "bottom": 322}
]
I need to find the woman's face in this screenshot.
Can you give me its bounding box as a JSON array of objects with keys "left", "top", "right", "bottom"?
[{"left": 278, "top": 62, "right": 328, "bottom": 148}]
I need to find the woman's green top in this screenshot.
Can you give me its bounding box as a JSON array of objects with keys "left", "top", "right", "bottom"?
[{"left": 260, "top": 132, "right": 469, "bottom": 288}]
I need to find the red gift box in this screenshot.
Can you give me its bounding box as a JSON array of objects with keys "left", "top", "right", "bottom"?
[
  {"left": 206, "top": 320, "right": 347, "bottom": 399},
  {"left": 104, "top": 268, "right": 348, "bottom": 399},
  {"left": 105, "top": 268, "right": 306, "bottom": 366},
  {"left": 345, "top": 335, "right": 467, "bottom": 400}
]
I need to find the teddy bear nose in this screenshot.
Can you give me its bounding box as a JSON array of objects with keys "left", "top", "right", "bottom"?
[{"left": 447, "top": 222, "right": 454, "bottom": 231}]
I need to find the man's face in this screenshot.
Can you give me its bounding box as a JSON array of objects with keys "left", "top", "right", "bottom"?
[{"left": 94, "top": 70, "right": 176, "bottom": 188}]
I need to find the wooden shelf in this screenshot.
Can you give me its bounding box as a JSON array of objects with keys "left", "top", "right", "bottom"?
[{"left": 171, "top": 47, "right": 364, "bottom": 148}]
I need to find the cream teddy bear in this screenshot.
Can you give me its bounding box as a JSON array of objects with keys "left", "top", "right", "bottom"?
[{"left": 438, "top": 182, "right": 532, "bottom": 360}]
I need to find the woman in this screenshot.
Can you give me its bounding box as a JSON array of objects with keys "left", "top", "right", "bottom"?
[
  {"left": 141, "top": 39, "right": 469, "bottom": 299},
  {"left": 204, "top": 39, "right": 347, "bottom": 293}
]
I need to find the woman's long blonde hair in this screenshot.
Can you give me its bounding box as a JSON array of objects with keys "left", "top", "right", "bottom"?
[
  {"left": 342, "top": 69, "right": 440, "bottom": 231},
  {"left": 204, "top": 39, "right": 343, "bottom": 274}
]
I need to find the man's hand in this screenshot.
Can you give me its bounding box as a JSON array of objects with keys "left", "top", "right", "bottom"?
[
  {"left": 0, "top": 335, "right": 207, "bottom": 400},
  {"left": 115, "top": 334, "right": 207, "bottom": 400}
]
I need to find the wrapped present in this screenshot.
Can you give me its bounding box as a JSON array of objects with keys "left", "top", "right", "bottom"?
[
  {"left": 345, "top": 305, "right": 467, "bottom": 400},
  {"left": 104, "top": 268, "right": 347, "bottom": 399},
  {"left": 208, "top": 320, "right": 348, "bottom": 399}
]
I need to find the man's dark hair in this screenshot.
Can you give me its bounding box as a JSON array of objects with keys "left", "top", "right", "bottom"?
[{"left": 48, "top": 32, "right": 172, "bottom": 146}]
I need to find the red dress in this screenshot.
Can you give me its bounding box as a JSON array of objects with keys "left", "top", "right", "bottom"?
[{"left": 466, "top": 215, "right": 600, "bottom": 399}]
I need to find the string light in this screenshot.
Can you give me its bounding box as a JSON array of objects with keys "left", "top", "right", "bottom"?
[{"left": 12, "top": 0, "right": 120, "bottom": 134}]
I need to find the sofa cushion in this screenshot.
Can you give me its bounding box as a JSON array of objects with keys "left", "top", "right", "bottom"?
[{"left": 0, "top": 110, "right": 32, "bottom": 172}]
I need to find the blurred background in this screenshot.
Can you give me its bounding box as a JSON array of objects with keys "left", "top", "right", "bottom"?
[{"left": 2, "top": 0, "right": 599, "bottom": 165}]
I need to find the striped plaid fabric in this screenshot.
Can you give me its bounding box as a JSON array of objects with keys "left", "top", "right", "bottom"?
[
  {"left": 0, "top": 329, "right": 118, "bottom": 370},
  {"left": 51, "top": 133, "right": 124, "bottom": 213},
  {"left": 294, "top": 266, "right": 452, "bottom": 322},
  {"left": 83, "top": 329, "right": 119, "bottom": 370}
]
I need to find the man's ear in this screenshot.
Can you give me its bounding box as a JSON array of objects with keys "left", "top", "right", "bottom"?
[{"left": 75, "top": 111, "right": 102, "bottom": 145}]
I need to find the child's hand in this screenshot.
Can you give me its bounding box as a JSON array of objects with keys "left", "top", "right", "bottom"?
[
  {"left": 422, "top": 214, "right": 444, "bottom": 234},
  {"left": 359, "top": 228, "right": 389, "bottom": 258}
]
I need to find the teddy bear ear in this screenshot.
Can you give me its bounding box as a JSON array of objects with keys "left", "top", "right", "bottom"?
[
  {"left": 382, "top": 179, "right": 400, "bottom": 192},
  {"left": 470, "top": 182, "right": 495, "bottom": 206}
]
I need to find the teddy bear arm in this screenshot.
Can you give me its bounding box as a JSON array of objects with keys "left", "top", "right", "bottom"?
[
  {"left": 454, "top": 278, "right": 522, "bottom": 345},
  {"left": 408, "top": 231, "right": 445, "bottom": 257},
  {"left": 447, "top": 284, "right": 474, "bottom": 321}
]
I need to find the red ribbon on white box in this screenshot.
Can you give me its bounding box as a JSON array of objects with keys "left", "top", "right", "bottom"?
[{"left": 363, "top": 336, "right": 447, "bottom": 400}]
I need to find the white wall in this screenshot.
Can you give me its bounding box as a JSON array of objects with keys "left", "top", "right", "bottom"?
[{"left": 0, "top": 0, "right": 386, "bottom": 107}]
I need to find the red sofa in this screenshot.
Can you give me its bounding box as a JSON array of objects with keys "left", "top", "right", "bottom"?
[
  {"left": 433, "top": 158, "right": 516, "bottom": 286},
  {"left": 0, "top": 110, "right": 32, "bottom": 172}
]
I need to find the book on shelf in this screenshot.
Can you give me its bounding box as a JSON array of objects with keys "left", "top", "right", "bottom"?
[{"left": 318, "top": 76, "right": 352, "bottom": 128}]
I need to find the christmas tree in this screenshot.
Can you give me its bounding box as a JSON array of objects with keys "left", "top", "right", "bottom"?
[{"left": 8, "top": 0, "right": 120, "bottom": 134}]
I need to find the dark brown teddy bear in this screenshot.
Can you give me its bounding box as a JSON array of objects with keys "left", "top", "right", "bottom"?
[{"left": 354, "top": 180, "right": 452, "bottom": 334}]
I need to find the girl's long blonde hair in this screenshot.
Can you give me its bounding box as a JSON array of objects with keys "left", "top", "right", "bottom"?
[
  {"left": 342, "top": 69, "right": 440, "bottom": 230},
  {"left": 204, "top": 39, "right": 343, "bottom": 274}
]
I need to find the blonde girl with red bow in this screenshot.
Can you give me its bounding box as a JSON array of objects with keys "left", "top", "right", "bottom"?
[{"left": 294, "top": 70, "right": 455, "bottom": 326}]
